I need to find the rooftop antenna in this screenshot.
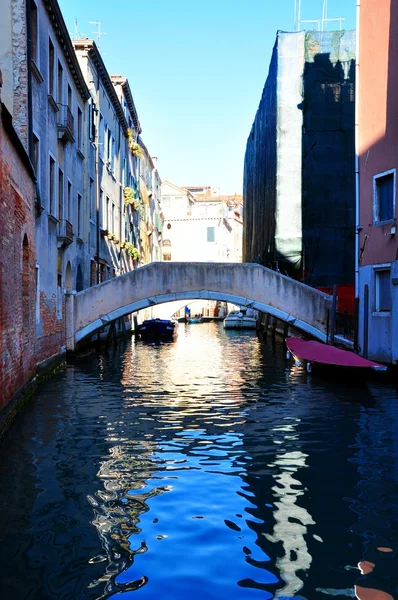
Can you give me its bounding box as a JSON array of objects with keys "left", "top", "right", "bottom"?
[
  {"left": 74, "top": 18, "right": 79, "bottom": 39},
  {"left": 296, "top": 0, "right": 345, "bottom": 32},
  {"left": 89, "top": 21, "right": 107, "bottom": 51}
]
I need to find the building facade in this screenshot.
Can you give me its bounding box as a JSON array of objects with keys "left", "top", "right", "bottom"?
[
  {"left": 30, "top": 0, "right": 91, "bottom": 362},
  {"left": 0, "top": 0, "right": 163, "bottom": 416},
  {"left": 161, "top": 182, "right": 242, "bottom": 263},
  {"left": 243, "top": 30, "right": 356, "bottom": 304},
  {"left": 0, "top": 70, "right": 36, "bottom": 410},
  {"left": 357, "top": 0, "right": 398, "bottom": 363}
]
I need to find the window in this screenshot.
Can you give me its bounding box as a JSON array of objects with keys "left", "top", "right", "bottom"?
[
  {"left": 77, "top": 107, "right": 83, "bottom": 150},
  {"left": 49, "top": 155, "right": 55, "bottom": 214},
  {"left": 57, "top": 60, "right": 63, "bottom": 104},
  {"left": 57, "top": 273, "right": 62, "bottom": 319},
  {"left": 30, "top": 1, "right": 38, "bottom": 64},
  {"left": 163, "top": 253, "right": 172, "bottom": 261},
  {"left": 99, "top": 115, "right": 104, "bottom": 157},
  {"left": 32, "top": 134, "right": 39, "bottom": 174},
  {"left": 111, "top": 202, "right": 115, "bottom": 233},
  {"left": 88, "top": 98, "right": 96, "bottom": 142},
  {"left": 67, "top": 181, "right": 72, "bottom": 222},
  {"left": 67, "top": 84, "right": 72, "bottom": 110},
  {"left": 58, "top": 168, "right": 64, "bottom": 221},
  {"left": 48, "top": 38, "right": 54, "bottom": 96},
  {"left": 77, "top": 193, "right": 82, "bottom": 238},
  {"left": 89, "top": 177, "right": 95, "bottom": 219},
  {"left": 207, "top": 227, "right": 215, "bottom": 242},
  {"left": 106, "top": 196, "right": 110, "bottom": 230},
  {"left": 107, "top": 128, "right": 112, "bottom": 163},
  {"left": 99, "top": 189, "right": 103, "bottom": 228},
  {"left": 375, "top": 269, "right": 391, "bottom": 312},
  {"left": 374, "top": 170, "right": 395, "bottom": 223},
  {"left": 162, "top": 196, "right": 171, "bottom": 210}
]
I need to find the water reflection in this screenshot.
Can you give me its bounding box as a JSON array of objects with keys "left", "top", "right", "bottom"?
[
  {"left": 266, "top": 449, "right": 314, "bottom": 598},
  {"left": 1, "top": 323, "right": 398, "bottom": 600}
]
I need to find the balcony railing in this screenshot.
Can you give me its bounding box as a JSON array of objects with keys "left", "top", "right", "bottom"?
[
  {"left": 57, "top": 219, "right": 74, "bottom": 248},
  {"left": 57, "top": 105, "right": 75, "bottom": 145}
]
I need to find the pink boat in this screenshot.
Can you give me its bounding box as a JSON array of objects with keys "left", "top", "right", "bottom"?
[{"left": 285, "top": 337, "right": 387, "bottom": 373}]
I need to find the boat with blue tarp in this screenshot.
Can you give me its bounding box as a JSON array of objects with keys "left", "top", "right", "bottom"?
[{"left": 136, "top": 318, "right": 177, "bottom": 341}]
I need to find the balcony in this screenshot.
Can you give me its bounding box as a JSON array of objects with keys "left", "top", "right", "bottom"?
[
  {"left": 57, "top": 105, "right": 75, "bottom": 146},
  {"left": 57, "top": 219, "right": 74, "bottom": 248}
]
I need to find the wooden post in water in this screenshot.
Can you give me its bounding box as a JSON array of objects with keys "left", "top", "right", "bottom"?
[
  {"left": 363, "top": 285, "right": 369, "bottom": 358},
  {"left": 283, "top": 321, "right": 289, "bottom": 352},
  {"left": 105, "top": 322, "right": 115, "bottom": 348},
  {"left": 271, "top": 316, "right": 277, "bottom": 344},
  {"left": 264, "top": 313, "right": 270, "bottom": 338},
  {"left": 354, "top": 297, "right": 359, "bottom": 353},
  {"left": 133, "top": 315, "right": 139, "bottom": 340}
]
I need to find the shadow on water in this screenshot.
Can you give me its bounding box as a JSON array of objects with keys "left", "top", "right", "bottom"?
[{"left": 1, "top": 324, "right": 398, "bottom": 599}]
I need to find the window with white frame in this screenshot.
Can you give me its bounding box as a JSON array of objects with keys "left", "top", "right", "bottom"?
[
  {"left": 207, "top": 227, "right": 215, "bottom": 242},
  {"left": 49, "top": 155, "right": 55, "bottom": 215},
  {"left": 375, "top": 268, "right": 391, "bottom": 312},
  {"left": 374, "top": 170, "right": 396, "bottom": 223},
  {"left": 77, "top": 107, "right": 83, "bottom": 150}
]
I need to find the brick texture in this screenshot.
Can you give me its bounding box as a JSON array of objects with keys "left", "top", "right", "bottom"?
[{"left": 0, "top": 103, "right": 36, "bottom": 410}]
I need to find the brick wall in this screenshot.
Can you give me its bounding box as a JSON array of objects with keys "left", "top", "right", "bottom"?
[{"left": 0, "top": 102, "right": 36, "bottom": 410}]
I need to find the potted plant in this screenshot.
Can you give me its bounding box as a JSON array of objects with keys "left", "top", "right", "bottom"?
[{"left": 126, "top": 128, "right": 143, "bottom": 159}]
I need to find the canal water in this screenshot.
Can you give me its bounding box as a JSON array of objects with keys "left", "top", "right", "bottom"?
[{"left": 1, "top": 322, "right": 398, "bottom": 600}]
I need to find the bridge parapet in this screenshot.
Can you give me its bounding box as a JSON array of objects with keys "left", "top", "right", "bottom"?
[{"left": 66, "top": 262, "right": 332, "bottom": 350}]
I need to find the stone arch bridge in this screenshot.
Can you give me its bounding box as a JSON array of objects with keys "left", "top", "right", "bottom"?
[{"left": 65, "top": 262, "right": 332, "bottom": 351}]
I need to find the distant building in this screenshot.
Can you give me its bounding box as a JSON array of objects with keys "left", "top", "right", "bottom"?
[
  {"left": 243, "top": 30, "right": 356, "bottom": 309},
  {"left": 357, "top": 0, "right": 398, "bottom": 363},
  {"left": 161, "top": 181, "right": 242, "bottom": 262}
]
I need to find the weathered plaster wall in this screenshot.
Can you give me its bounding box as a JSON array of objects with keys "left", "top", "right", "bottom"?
[{"left": 0, "top": 0, "right": 29, "bottom": 148}]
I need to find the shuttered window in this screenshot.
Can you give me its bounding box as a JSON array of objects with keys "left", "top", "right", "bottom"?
[{"left": 375, "top": 269, "right": 391, "bottom": 312}]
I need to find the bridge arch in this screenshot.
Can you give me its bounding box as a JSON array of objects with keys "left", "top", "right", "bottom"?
[
  {"left": 66, "top": 262, "right": 331, "bottom": 350},
  {"left": 66, "top": 262, "right": 332, "bottom": 350}
]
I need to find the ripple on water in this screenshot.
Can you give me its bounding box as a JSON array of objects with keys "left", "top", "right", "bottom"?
[{"left": 1, "top": 323, "right": 398, "bottom": 600}]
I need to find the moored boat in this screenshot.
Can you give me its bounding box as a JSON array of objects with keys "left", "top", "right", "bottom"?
[
  {"left": 223, "top": 308, "right": 257, "bottom": 330},
  {"left": 285, "top": 337, "right": 387, "bottom": 373},
  {"left": 188, "top": 316, "right": 202, "bottom": 324},
  {"left": 136, "top": 318, "right": 177, "bottom": 341}
]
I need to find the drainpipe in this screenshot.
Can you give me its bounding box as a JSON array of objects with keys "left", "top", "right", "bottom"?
[{"left": 355, "top": 0, "right": 361, "bottom": 349}]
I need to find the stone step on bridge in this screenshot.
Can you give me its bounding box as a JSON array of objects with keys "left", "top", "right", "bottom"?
[{"left": 65, "top": 262, "right": 332, "bottom": 351}]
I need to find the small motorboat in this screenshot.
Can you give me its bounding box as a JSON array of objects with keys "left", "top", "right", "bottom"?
[
  {"left": 223, "top": 308, "right": 257, "bottom": 330},
  {"left": 188, "top": 316, "right": 202, "bottom": 324},
  {"left": 136, "top": 318, "right": 177, "bottom": 341},
  {"left": 285, "top": 337, "right": 387, "bottom": 373}
]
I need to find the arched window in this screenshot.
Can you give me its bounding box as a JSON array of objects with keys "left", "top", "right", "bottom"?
[{"left": 76, "top": 264, "right": 84, "bottom": 292}]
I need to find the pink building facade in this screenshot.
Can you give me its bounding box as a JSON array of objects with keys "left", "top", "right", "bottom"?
[{"left": 357, "top": 0, "right": 398, "bottom": 363}]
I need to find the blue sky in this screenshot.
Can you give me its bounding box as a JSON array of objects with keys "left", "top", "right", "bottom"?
[{"left": 59, "top": 0, "right": 356, "bottom": 194}]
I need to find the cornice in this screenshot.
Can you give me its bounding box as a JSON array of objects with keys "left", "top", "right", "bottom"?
[{"left": 42, "top": 0, "right": 90, "bottom": 102}]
